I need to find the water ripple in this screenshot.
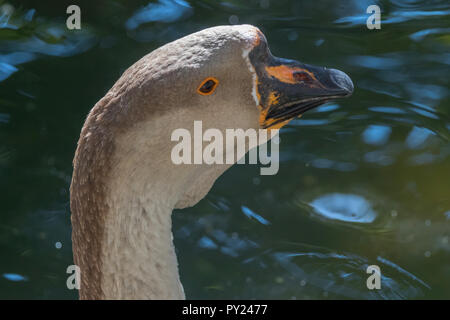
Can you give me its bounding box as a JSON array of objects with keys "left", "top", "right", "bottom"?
[
  {"left": 125, "top": 0, "right": 193, "bottom": 30},
  {"left": 3, "top": 273, "right": 28, "bottom": 282},
  {"left": 273, "top": 249, "right": 429, "bottom": 299},
  {"left": 241, "top": 206, "right": 271, "bottom": 225},
  {"left": 336, "top": 9, "right": 450, "bottom": 26}
]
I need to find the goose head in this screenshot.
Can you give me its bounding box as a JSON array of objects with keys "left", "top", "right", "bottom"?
[{"left": 70, "top": 24, "right": 353, "bottom": 299}]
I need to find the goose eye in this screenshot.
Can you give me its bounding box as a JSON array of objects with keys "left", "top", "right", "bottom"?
[{"left": 197, "top": 77, "right": 219, "bottom": 95}]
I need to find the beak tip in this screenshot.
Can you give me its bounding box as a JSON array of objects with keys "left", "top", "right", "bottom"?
[{"left": 329, "top": 68, "right": 354, "bottom": 96}]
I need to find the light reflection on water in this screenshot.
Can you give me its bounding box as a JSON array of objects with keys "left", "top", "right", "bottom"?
[
  {"left": 125, "top": 0, "right": 192, "bottom": 30},
  {"left": 0, "top": 0, "right": 449, "bottom": 299},
  {"left": 362, "top": 125, "right": 392, "bottom": 146},
  {"left": 0, "top": 5, "right": 97, "bottom": 83},
  {"left": 309, "top": 193, "right": 377, "bottom": 224}
]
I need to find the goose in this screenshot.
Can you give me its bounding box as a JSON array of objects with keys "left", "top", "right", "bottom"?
[{"left": 70, "top": 24, "right": 353, "bottom": 300}]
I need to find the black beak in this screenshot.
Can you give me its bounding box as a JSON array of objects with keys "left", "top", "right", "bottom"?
[{"left": 249, "top": 39, "right": 354, "bottom": 129}]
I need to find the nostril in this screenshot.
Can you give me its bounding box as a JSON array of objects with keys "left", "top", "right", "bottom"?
[
  {"left": 329, "top": 69, "right": 354, "bottom": 94},
  {"left": 293, "top": 71, "right": 312, "bottom": 83}
]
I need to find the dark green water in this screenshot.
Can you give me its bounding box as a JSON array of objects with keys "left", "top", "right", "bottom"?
[{"left": 0, "top": 0, "right": 449, "bottom": 299}]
